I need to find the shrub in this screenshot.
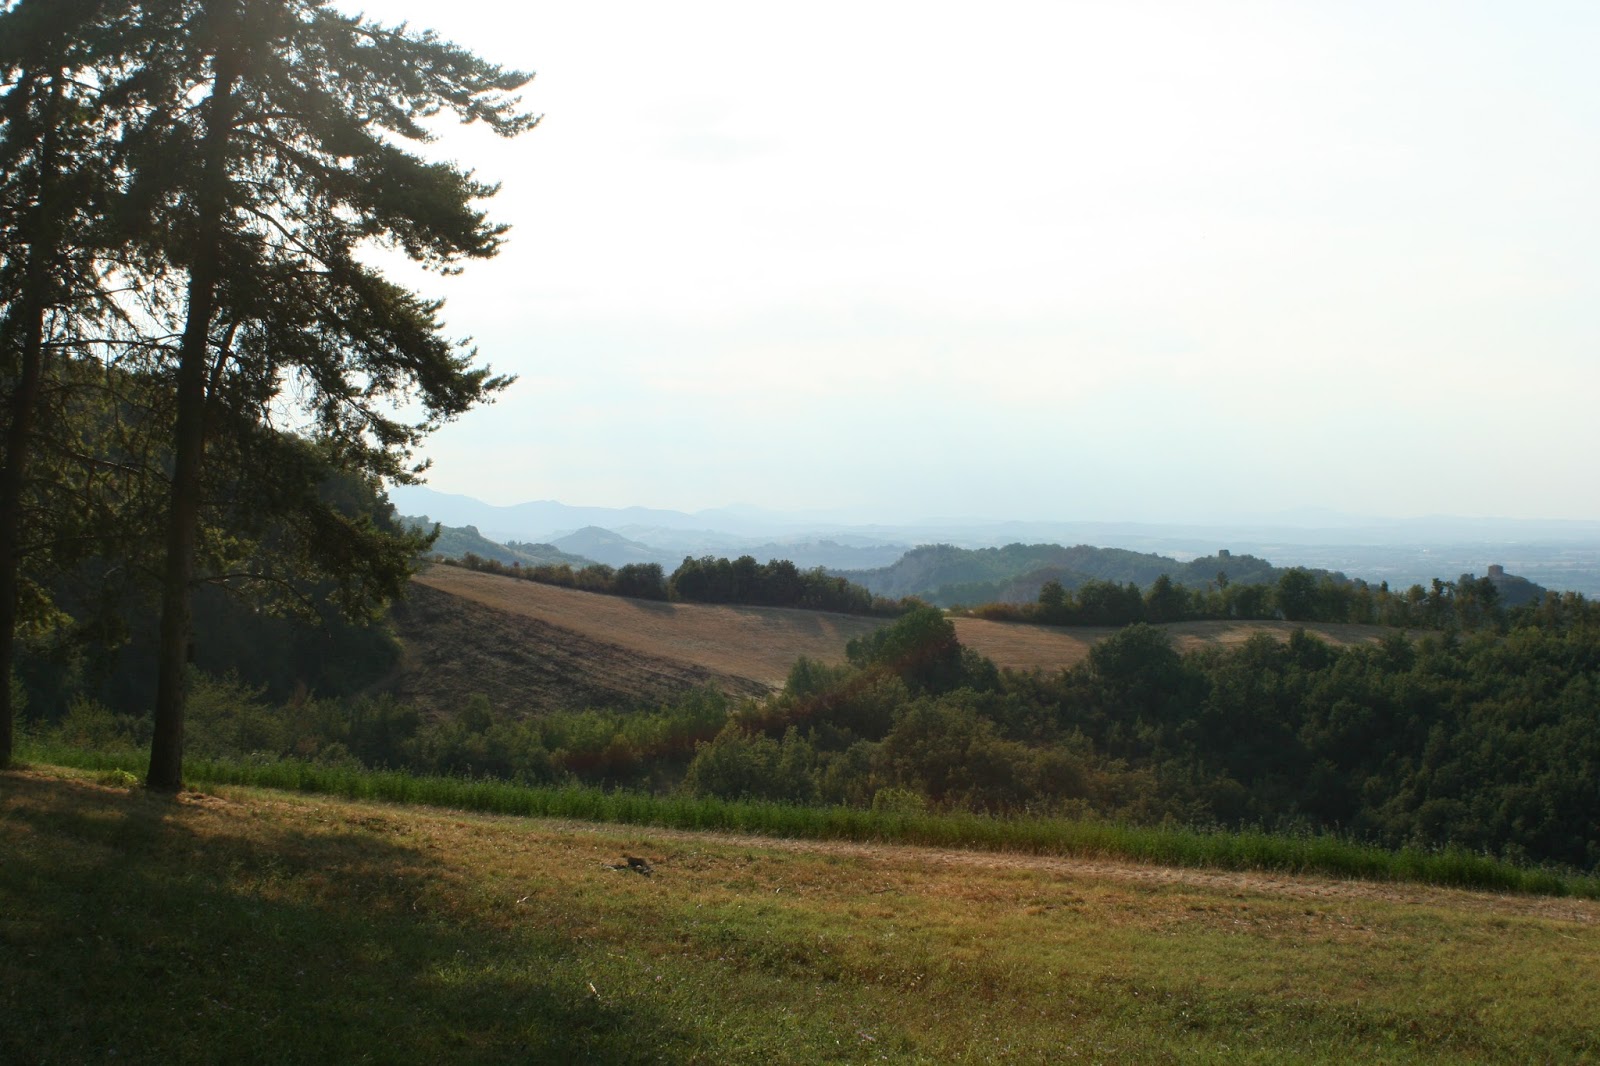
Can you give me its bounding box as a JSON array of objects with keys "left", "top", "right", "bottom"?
[
  {"left": 871, "top": 787, "right": 926, "bottom": 815},
  {"left": 52, "top": 697, "right": 146, "bottom": 751},
  {"left": 684, "top": 724, "right": 815, "bottom": 803},
  {"left": 184, "top": 673, "right": 281, "bottom": 759}
]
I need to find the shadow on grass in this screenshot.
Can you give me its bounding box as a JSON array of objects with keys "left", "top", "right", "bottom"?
[{"left": 0, "top": 772, "right": 691, "bottom": 1064}]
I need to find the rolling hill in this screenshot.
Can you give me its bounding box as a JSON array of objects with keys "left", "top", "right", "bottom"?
[
  {"left": 400, "top": 515, "right": 595, "bottom": 568},
  {"left": 394, "top": 565, "right": 1395, "bottom": 715}
]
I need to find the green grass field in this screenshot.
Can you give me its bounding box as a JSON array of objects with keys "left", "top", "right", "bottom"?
[{"left": 4, "top": 765, "right": 1598, "bottom": 1063}]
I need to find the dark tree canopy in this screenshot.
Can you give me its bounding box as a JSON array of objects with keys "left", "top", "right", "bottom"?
[
  {"left": 0, "top": 0, "right": 165, "bottom": 766},
  {"left": 0, "top": 0, "right": 537, "bottom": 781}
]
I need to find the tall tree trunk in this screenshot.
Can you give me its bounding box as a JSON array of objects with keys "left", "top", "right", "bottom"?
[
  {"left": 147, "top": 29, "right": 241, "bottom": 791},
  {"left": 0, "top": 283, "right": 46, "bottom": 771},
  {"left": 0, "top": 70, "right": 63, "bottom": 769}
]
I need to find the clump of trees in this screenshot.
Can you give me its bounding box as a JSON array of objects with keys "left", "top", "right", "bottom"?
[
  {"left": 447, "top": 553, "right": 674, "bottom": 601},
  {"left": 440, "top": 551, "right": 912, "bottom": 615},
  {"left": 0, "top": 0, "right": 535, "bottom": 785},
  {"left": 681, "top": 601, "right": 1600, "bottom": 868}
]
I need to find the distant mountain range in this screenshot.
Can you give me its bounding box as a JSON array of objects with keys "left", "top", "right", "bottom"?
[
  {"left": 388, "top": 486, "right": 1600, "bottom": 597},
  {"left": 390, "top": 486, "right": 914, "bottom": 571}
]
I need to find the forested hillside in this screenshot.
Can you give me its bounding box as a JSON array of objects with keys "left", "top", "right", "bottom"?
[
  {"left": 688, "top": 600, "right": 1600, "bottom": 871},
  {"left": 843, "top": 543, "right": 1303, "bottom": 605},
  {"left": 400, "top": 515, "right": 594, "bottom": 569}
]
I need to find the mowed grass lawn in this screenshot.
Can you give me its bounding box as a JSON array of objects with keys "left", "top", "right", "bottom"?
[{"left": 3, "top": 768, "right": 1597, "bottom": 1064}]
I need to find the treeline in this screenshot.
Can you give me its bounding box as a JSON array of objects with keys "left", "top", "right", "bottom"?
[
  {"left": 33, "top": 593, "right": 1600, "bottom": 870},
  {"left": 441, "top": 552, "right": 911, "bottom": 616},
  {"left": 41, "top": 675, "right": 733, "bottom": 792},
  {"left": 672, "top": 555, "right": 905, "bottom": 613},
  {"left": 965, "top": 569, "right": 1531, "bottom": 630},
  {"left": 14, "top": 556, "right": 408, "bottom": 725},
  {"left": 445, "top": 538, "right": 1547, "bottom": 634}
]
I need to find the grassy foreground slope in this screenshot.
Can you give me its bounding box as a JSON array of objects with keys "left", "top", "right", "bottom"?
[
  {"left": 5, "top": 769, "right": 1597, "bottom": 1064},
  {"left": 415, "top": 565, "right": 1392, "bottom": 684}
]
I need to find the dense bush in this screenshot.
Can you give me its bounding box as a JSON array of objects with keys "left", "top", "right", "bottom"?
[
  {"left": 681, "top": 607, "right": 1600, "bottom": 868},
  {"left": 29, "top": 588, "right": 1600, "bottom": 871}
]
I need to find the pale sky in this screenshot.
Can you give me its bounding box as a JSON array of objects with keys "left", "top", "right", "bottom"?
[{"left": 351, "top": 1, "right": 1600, "bottom": 524}]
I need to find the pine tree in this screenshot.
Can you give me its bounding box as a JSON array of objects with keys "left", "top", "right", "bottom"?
[
  {"left": 131, "top": 0, "right": 535, "bottom": 789},
  {"left": 0, "top": 0, "right": 150, "bottom": 767},
  {"left": 2, "top": 1, "right": 533, "bottom": 779}
]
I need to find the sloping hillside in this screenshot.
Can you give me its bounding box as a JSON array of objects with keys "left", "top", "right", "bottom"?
[
  {"left": 405, "top": 566, "right": 1394, "bottom": 707},
  {"left": 384, "top": 581, "right": 771, "bottom": 716},
  {"left": 400, "top": 515, "right": 595, "bottom": 568},
  {"left": 410, "top": 566, "right": 885, "bottom": 686},
  {"left": 7, "top": 770, "right": 1596, "bottom": 1062}
]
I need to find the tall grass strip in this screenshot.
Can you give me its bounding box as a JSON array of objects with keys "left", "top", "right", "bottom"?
[{"left": 16, "top": 742, "right": 1598, "bottom": 899}]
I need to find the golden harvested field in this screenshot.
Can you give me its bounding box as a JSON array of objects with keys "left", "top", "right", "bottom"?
[
  {"left": 411, "top": 565, "right": 1397, "bottom": 701},
  {"left": 953, "top": 616, "right": 1397, "bottom": 672},
  {"left": 413, "top": 565, "right": 882, "bottom": 687}
]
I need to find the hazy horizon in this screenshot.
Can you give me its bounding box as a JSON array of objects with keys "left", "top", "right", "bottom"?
[
  {"left": 356, "top": 1, "right": 1599, "bottom": 524},
  {"left": 392, "top": 483, "right": 1600, "bottom": 537}
]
